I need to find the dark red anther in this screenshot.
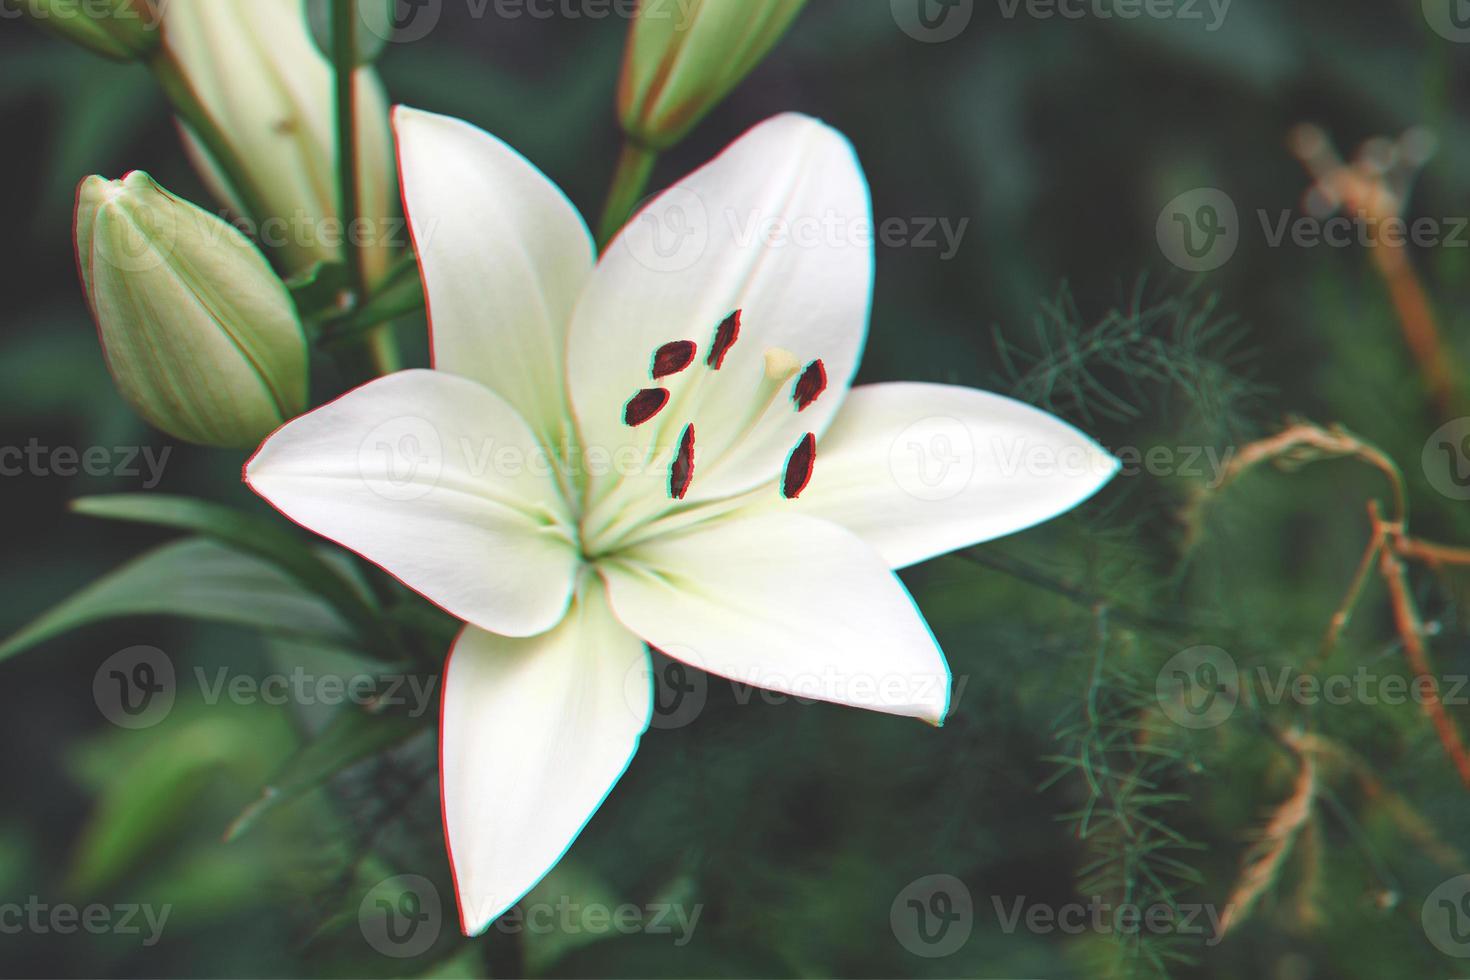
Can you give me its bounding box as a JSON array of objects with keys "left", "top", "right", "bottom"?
[
  {"left": 706, "top": 310, "right": 741, "bottom": 369},
  {"left": 652, "top": 341, "right": 697, "bottom": 379},
  {"left": 623, "top": 388, "right": 670, "bottom": 427},
  {"left": 669, "top": 424, "right": 696, "bottom": 499},
  {"left": 782, "top": 433, "right": 816, "bottom": 499},
  {"left": 793, "top": 359, "right": 827, "bottom": 411}
]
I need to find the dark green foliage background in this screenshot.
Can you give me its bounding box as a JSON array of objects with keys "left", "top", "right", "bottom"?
[{"left": 2, "top": 1, "right": 1470, "bottom": 977}]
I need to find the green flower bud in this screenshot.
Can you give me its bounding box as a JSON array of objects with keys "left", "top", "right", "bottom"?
[
  {"left": 6, "top": 0, "right": 162, "bottom": 61},
  {"left": 160, "top": 0, "right": 396, "bottom": 284},
  {"left": 75, "top": 172, "right": 308, "bottom": 449},
  {"left": 617, "top": 0, "right": 807, "bottom": 151}
]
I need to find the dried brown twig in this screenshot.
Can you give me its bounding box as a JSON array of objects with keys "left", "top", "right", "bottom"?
[
  {"left": 1216, "top": 728, "right": 1318, "bottom": 939},
  {"left": 1196, "top": 420, "right": 1470, "bottom": 790},
  {"left": 1289, "top": 124, "right": 1464, "bottom": 418}
]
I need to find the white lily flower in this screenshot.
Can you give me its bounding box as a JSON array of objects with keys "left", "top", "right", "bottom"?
[{"left": 244, "top": 107, "right": 1119, "bottom": 935}]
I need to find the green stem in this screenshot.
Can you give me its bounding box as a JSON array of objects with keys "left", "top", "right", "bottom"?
[
  {"left": 596, "top": 139, "right": 659, "bottom": 250},
  {"left": 148, "top": 50, "right": 273, "bottom": 229},
  {"left": 318, "top": 260, "right": 426, "bottom": 346},
  {"left": 332, "top": 0, "right": 366, "bottom": 298},
  {"left": 325, "top": 0, "right": 398, "bottom": 384}
]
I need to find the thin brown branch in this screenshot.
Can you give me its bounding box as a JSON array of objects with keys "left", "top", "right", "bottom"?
[
  {"left": 1311, "top": 509, "right": 1387, "bottom": 674},
  {"left": 1375, "top": 511, "right": 1470, "bottom": 791},
  {"left": 1396, "top": 536, "right": 1470, "bottom": 569}
]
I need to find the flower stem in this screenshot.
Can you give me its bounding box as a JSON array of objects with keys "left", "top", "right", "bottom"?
[
  {"left": 332, "top": 0, "right": 366, "bottom": 297},
  {"left": 327, "top": 0, "right": 398, "bottom": 381},
  {"left": 596, "top": 139, "right": 659, "bottom": 251}
]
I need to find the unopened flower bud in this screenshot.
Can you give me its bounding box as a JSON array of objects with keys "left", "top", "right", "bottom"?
[
  {"left": 617, "top": 0, "right": 807, "bottom": 150},
  {"left": 75, "top": 172, "right": 308, "bottom": 448},
  {"left": 9, "top": 0, "right": 162, "bottom": 61},
  {"left": 161, "top": 0, "right": 396, "bottom": 283}
]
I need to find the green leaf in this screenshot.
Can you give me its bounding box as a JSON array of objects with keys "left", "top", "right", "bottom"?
[
  {"left": 306, "top": 0, "right": 393, "bottom": 66},
  {"left": 0, "top": 538, "right": 358, "bottom": 662},
  {"left": 70, "top": 494, "right": 393, "bottom": 658},
  {"left": 346, "top": 255, "right": 426, "bottom": 325},
  {"left": 320, "top": 239, "right": 427, "bottom": 344},
  {"left": 65, "top": 711, "right": 258, "bottom": 893},
  {"left": 224, "top": 698, "right": 432, "bottom": 842},
  {"left": 286, "top": 260, "right": 351, "bottom": 324}
]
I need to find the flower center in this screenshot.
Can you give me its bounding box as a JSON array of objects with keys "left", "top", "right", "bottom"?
[
  {"left": 579, "top": 310, "right": 826, "bottom": 559},
  {"left": 615, "top": 309, "right": 825, "bottom": 502}
]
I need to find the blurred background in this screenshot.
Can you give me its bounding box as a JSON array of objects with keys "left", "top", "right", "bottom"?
[{"left": 3, "top": 0, "right": 1470, "bottom": 977}]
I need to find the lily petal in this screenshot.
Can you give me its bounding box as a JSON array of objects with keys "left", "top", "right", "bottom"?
[
  {"left": 441, "top": 580, "right": 651, "bottom": 936},
  {"left": 395, "top": 106, "right": 595, "bottom": 447},
  {"left": 601, "top": 513, "right": 950, "bottom": 724},
  {"left": 245, "top": 369, "right": 578, "bottom": 637},
  {"left": 570, "top": 113, "right": 874, "bottom": 521},
  {"left": 749, "top": 382, "right": 1120, "bottom": 569}
]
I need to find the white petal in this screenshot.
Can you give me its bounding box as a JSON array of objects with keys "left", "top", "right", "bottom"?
[
  {"left": 244, "top": 369, "right": 578, "bottom": 637},
  {"left": 600, "top": 513, "right": 950, "bottom": 724},
  {"left": 395, "top": 106, "right": 595, "bottom": 446},
  {"left": 441, "top": 580, "right": 651, "bottom": 935},
  {"left": 753, "top": 382, "right": 1119, "bottom": 569},
  {"left": 569, "top": 113, "right": 873, "bottom": 529}
]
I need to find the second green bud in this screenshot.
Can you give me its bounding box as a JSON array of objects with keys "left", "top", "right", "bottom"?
[{"left": 75, "top": 172, "right": 309, "bottom": 449}]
